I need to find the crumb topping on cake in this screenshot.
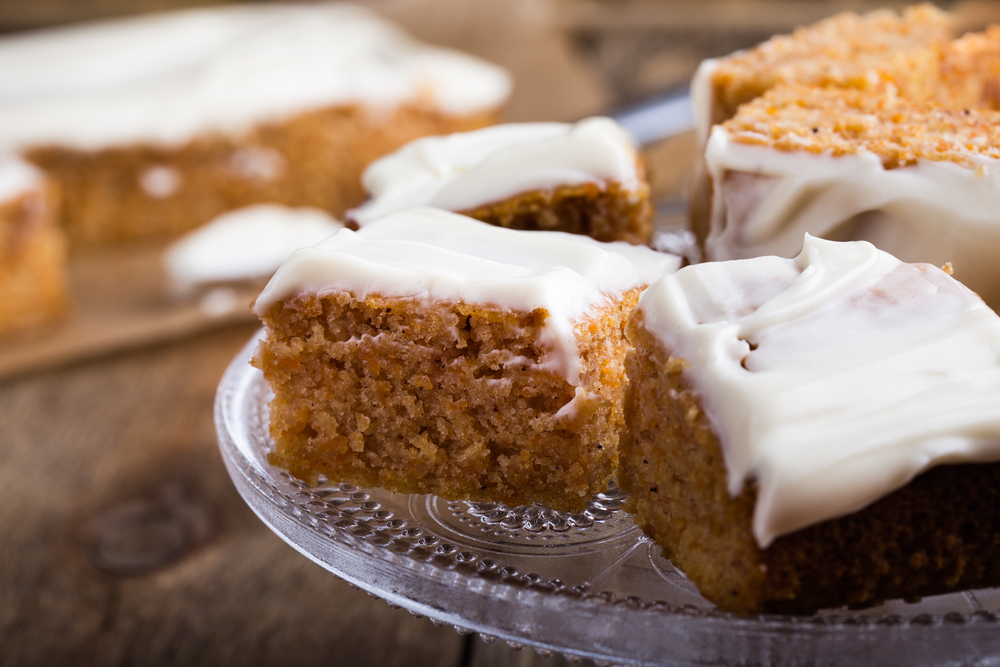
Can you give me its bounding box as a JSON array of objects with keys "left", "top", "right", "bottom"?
[
  {"left": 700, "top": 4, "right": 950, "bottom": 127},
  {"left": 720, "top": 83, "right": 1000, "bottom": 168},
  {"left": 940, "top": 25, "right": 1000, "bottom": 109}
]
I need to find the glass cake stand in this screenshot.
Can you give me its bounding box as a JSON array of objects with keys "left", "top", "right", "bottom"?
[{"left": 216, "top": 332, "right": 1000, "bottom": 667}]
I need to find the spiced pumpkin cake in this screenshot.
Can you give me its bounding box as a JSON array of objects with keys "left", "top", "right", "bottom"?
[
  {"left": 0, "top": 3, "right": 510, "bottom": 250},
  {"left": 252, "top": 208, "right": 680, "bottom": 512},
  {"left": 690, "top": 4, "right": 951, "bottom": 143},
  {"left": 701, "top": 82, "right": 1000, "bottom": 308},
  {"left": 0, "top": 154, "right": 67, "bottom": 336},
  {"left": 621, "top": 235, "right": 1000, "bottom": 614},
  {"left": 938, "top": 25, "right": 1000, "bottom": 110},
  {"left": 347, "top": 117, "right": 652, "bottom": 244}
]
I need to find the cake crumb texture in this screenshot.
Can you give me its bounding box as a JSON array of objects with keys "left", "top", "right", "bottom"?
[
  {"left": 621, "top": 312, "right": 1000, "bottom": 615},
  {"left": 940, "top": 25, "right": 1000, "bottom": 110},
  {"left": 708, "top": 4, "right": 950, "bottom": 126},
  {"left": 721, "top": 83, "right": 1000, "bottom": 168},
  {"left": 459, "top": 179, "right": 652, "bottom": 245},
  {"left": 254, "top": 289, "right": 640, "bottom": 513}
]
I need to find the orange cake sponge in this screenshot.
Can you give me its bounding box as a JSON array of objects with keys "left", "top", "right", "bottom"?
[
  {"left": 0, "top": 155, "right": 67, "bottom": 336},
  {"left": 622, "top": 236, "right": 1000, "bottom": 614},
  {"left": 252, "top": 209, "right": 680, "bottom": 511},
  {"left": 692, "top": 4, "right": 951, "bottom": 136}
]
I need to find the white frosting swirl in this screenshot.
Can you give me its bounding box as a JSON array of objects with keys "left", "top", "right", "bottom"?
[
  {"left": 704, "top": 127, "right": 1000, "bottom": 309},
  {"left": 636, "top": 235, "right": 1000, "bottom": 547},
  {"left": 0, "top": 3, "right": 511, "bottom": 150},
  {"left": 348, "top": 118, "right": 641, "bottom": 225},
  {"left": 254, "top": 207, "right": 680, "bottom": 385}
]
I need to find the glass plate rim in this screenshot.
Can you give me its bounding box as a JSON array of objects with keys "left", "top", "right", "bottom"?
[{"left": 215, "top": 331, "right": 1000, "bottom": 667}]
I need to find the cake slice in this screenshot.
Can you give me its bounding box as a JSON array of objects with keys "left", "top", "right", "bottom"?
[
  {"left": 346, "top": 118, "right": 652, "bottom": 244},
  {"left": 252, "top": 208, "right": 680, "bottom": 512},
  {"left": 939, "top": 25, "right": 1000, "bottom": 110},
  {"left": 0, "top": 154, "right": 67, "bottom": 336},
  {"left": 1, "top": 4, "right": 510, "bottom": 249},
  {"left": 621, "top": 234, "right": 1000, "bottom": 614},
  {"left": 702, "top": 82, "right": 1000, "bottom": 308},
  {"left": 691, "top": 4, "right": 951, "bottom": 142}
]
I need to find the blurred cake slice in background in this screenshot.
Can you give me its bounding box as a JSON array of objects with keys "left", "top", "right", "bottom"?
[
  {"left": 691, "top": 4, "right": 951, "bottom": 143},
  {"left": 702, "top": 82, "right": 1000, "bottom": 308},
  {"left": 164, "top": 203, "right": 343, "bottom": 297},
  {"left": 0, "top": 2, "right": 511, "bottom": 250},
  {"left": 939, "top": 25, "right": 1000, "bottom": 109},
  {"left": 0, "top": 154, "right": 67, "bottom": 336},
  {"left": 347, "top": 117, "right": 652, "bottom": 244}
]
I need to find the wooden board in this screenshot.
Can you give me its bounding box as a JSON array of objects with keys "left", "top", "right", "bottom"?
[{"left": 0, "top": 244, "right": 259, "bottom": 380}]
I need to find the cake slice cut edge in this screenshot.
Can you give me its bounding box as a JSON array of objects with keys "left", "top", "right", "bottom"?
[
  {"left": 252, "top": 208, "right": 682, "bottom": 512},
  {"left": 621, "top": 235, "right": 1000, "bottom": 614}
]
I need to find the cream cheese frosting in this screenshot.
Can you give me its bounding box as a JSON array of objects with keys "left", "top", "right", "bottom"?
[
  {"left": 636, "top": 234, "right": 1000, "bottom": 548},
  {"left": 0, "top": 153, "right": 43, "bottom": 202},
  {"left": 347, "top": 118, "right": 642, "bottom": 225},
  {"left": 164, "top": 204, "right": 343, "bottom": 291},
  {"left": 254, "top": 207, "right": 680, "bottom": 385},
  {"left": 0, "top": 3, "right": 511, "bottom": 150},
  {"left": 704, "top": 127, "right": 1000, "bottom": 309}
]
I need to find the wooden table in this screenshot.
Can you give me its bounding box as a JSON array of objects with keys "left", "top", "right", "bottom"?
[{"left": 5, "top": 1, "right": 1000, "bottom": 665}]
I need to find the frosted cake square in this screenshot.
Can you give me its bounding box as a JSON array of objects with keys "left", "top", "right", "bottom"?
[
  {"left": 348, "top": 117, "right": 652, "bottom": 244},
  {"left": 253, "top": 208, "right": 680, "bottom": 512},
  {"left": 1, "top": 4, "right": 509, "bottom": 249},
  {"left": 621, "top": 235, "right": 1000, "bottom": 614}
]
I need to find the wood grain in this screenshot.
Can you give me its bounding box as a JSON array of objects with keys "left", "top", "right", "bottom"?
[
  {"left": 0, "top": 325, "right": 465, "bottom": 667},
  {"left": 0, "top": 243, "right": 258, "bottom": 381}
]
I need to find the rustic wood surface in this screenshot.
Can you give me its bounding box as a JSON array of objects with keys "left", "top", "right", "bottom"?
[
  {"left": 0, "top": 244, "right": 259, "bottom": 382},
  {"left": 5, "top": 0, "right": 1000, "bottom": 665}
]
